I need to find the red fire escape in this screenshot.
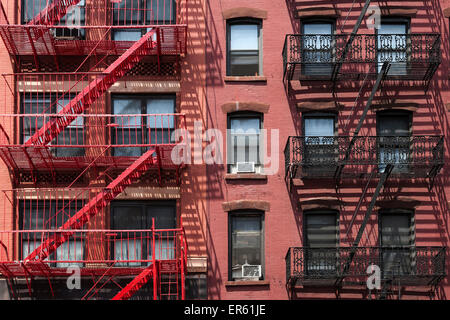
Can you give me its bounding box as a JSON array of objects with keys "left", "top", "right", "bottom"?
[{"left": 0, "top": 0, "right": 189, "bottom": 300}]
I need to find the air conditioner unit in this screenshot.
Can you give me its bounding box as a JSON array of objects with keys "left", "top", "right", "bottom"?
[
  {"left": 236, "top": 162, "right": 255, "bottom": 173},
  {"left": 242, "top": 264, "right": 262, "bottom": 278}
]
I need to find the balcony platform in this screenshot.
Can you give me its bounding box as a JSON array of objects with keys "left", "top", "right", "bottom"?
[
  {"left": 284, "top": 135, "right": 444, "bottom": 181},
  {"left": 282, "top": 34, "right": 441, "bottom": 84},
  {"left": 0, "top": 24, "right": 187, "bottom": 57},
  {"left": 0, "top": 144, "right": 181, "bottom": 172},
  {"left": 0, "top": 260, "right": 179, "bottom": 278},
  {"left": 286, "top": 247, "right": 446, "bottom": 288}
]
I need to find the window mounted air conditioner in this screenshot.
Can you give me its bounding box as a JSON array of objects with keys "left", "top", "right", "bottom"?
[
  {"left": 236, "top": 162, "right": 255, "bottom": 173},
  {"left": 241, "top": 264, "right": 262, "bottom": 278}
]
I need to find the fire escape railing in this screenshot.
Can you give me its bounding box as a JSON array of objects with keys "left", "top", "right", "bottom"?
[
  {"left": 0, "top": 228, "right": 183, "bottom": 266},
  {"left": 284, "top": 135, "right": 444, "bottom": 180},
  {"left": 0, "top": 188, "right": 187, "bottom": 300},
  {"left": 286, "top": 247, "right": 446, "bottom": 287},
  {"left": 282, "top": 33, "right": 441, "bottom": 82}
]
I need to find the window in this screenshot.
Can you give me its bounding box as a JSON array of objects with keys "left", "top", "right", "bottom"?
[
  {"left": 304, "top": 210, "right": 339, "bottom": 274},
  {"left": 110, "top": 201, "right": 176, "bottom": 267},
  {"left": 20, "top": 200, "right": 85, "bottom": 267},
  {"left": 303, "top": 113, "right": 337, "bottom": 173},
  {"left": 379, "top": 209, "right": 415, "bottom": 276},
  {"left": 377, "top": 110, "right": 412, "bottom": 173},
  {"left": 22, "top": 0, "right": 86, "bottom": 39},
  {"left": 377, "top": 18, "right": 409, "bottom": 75},
  {"left": 227, "top": 19, "right": 262, "bottom": 76},
  {"left": 229, "top": 212, "right": 264, "bottom": 281},
  {"left": 227, "top": 112, "right": 262, "bottom": 174},
  {"left": 111, "top": 94, "right": 175, "bottom": 156},
  {"left": 21, "top": 93, "right": 85, "bottom": 157},
  {"left": 22, "top": 0, "right": 53, "bottom": 23},
  {"left": 112, "top": 0, "right": 176, "bottom": 40},
  {"left": 301, "top": 20, "right": 334, "bottom": 76}
]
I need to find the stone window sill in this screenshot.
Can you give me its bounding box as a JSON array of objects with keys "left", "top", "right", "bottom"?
[
  {"left": 224, "top": 76, "right": 267, "bottom": 82},
  {"left": 225, "top": 280, "right": 270, "bottom": 287},
  {"left": 225, "top": 173, "right": 267, "bottom": 181}
]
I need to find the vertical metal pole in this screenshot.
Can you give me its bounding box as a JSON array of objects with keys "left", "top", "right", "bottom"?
[
  {"left": 152, "top": 218, "right": 157, "bottom": 300},
  {"left": 180, "top": 215, "right": 185, "bottom": 300}
]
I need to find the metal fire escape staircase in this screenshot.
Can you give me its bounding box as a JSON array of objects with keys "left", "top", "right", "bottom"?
[
  {"left": 331, "top": 61, "right": 392, "bottom": 286},
  {"left": 332, "top": 1, "right": 396, "bottom": 287},
  {"left": 112, "top": 265, "right": 156, "bottom": 300},
  {"left": 331, "top": 0, "right": 372, "bottom": 87}
]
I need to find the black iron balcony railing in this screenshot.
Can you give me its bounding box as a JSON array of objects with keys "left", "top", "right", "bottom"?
[
  {"left": 284, "top": 135, "right": 444, "bottom": 179},
  {"left": 282, "top": 33, "right": 441, "bottom": 81},
  {"left": 286, "top": 247, "right": 446, "bottom": 287}
]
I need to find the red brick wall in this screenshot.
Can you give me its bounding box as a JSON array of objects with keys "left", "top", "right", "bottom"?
[{"left": 206, "top": 0, "right": 450, "bottom": 299}]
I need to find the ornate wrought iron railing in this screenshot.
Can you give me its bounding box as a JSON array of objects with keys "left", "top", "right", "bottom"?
[
  {"left": 286, "top": 246, "right": 446, "bottom": 286},
  {"left": 282, "top": 33, "right": 440, "bottom": 81},
  {"left": 284, "top": 135, "right": 444, "bottom": 179}
]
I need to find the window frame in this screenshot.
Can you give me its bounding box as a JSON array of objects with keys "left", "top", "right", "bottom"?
[
  {"left": 375, "top": 17, "right": 411, "bottom": 75},
  {"left": 228, "top": 210, "right": 265, "bottom": 281},
  {"left": 302, "top": 209, "right": 340, "bottom": 248},
  {"left": 376, "top": 109, "right": 412, "bottom": 172},
  {"left": 226, "top": 18, "right": 263, "bottom": 77},
  {"left": 378, "top": 208, "right": 416, "bottom": 277},
  {"left": 300, "top": 18, "right": 336, "bottom": 76},
  {"left": 111, "top": 0, "right": 177, "bottom": 39},
  {"left": 302, "top": 209, "right": 340, "bottom": 276},
  {"left": 302, "top": 112, "right": 338, "bottom": 137},
  {"left": 19, "top": 199, "right": 86, "bottom": 267},
  {"left": 378, "top": 208, "right": 415, "bottom": 247},
  {"left": 110, "top": 93, "right": 177, "bottom": 156},
  {"left": 110, "top": 200, "right": 177, "bottom": 267},
  {"left": 20, "top": 92, "right": 85, "bottom": 157},
  {"left": 301, "top": 112, "right": 338, "bottom": 171},
  {"left": 21, "top": 0, "right": 86, "bottom": 39},
  {"left": 226, "top": 111, "right": 263, "bottom": 173}
]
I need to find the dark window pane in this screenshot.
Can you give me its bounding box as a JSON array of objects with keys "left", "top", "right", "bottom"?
[
  {"left": 19, "top": 200, "right": 84, "bottom": 265},
  {"left": 229, "top": 52, "right": 259, "bottom": 76},
  {"left": 305, "top": 213, "right": 337, "bottom": 248},
  {"left": 304, "top": 212, "right": 338, "bottom": 274},
  {"left": 112, "top": 95, "right": 175, "bottom": 154},
  {"left": 22, "top": 0, "right": 51, "bottom": 22},
  {"left": 112, "top": 98, "right": 142, "bottom": 156},
  {"left": 111, "top": 201, "right": 176, "bottom": 265},
  {"left": 146, "top": 204, "right": 176, "bottom": 229},
  {"left": 112, "top": 205, "right": 144, "bottom": 230},
  {"left": 112, "top": 0, "right": 143, "bottom": 25},
  {"left": 22, "top": 95, "right": 51, "bottom": 143},
  {"left": 302, "top": 23, "right": 333, "bottom": 76},
  {"left": 146, "top": 0, "right": 176, "bottom": 24},
  {"left": 380, "top": 211, "right": 414, "bottom": 276},
  {"left": 378, "top": 113, "right": 411, "bottom": 172},
  {"left": 378, "top": 115, "right": 410, "bottom": 136},
  {"left": 55, "top": 98, "right": 85, "bottom": 156},
  {"left": 230, "top": 215, "right": 262, "bottom": 280}
]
